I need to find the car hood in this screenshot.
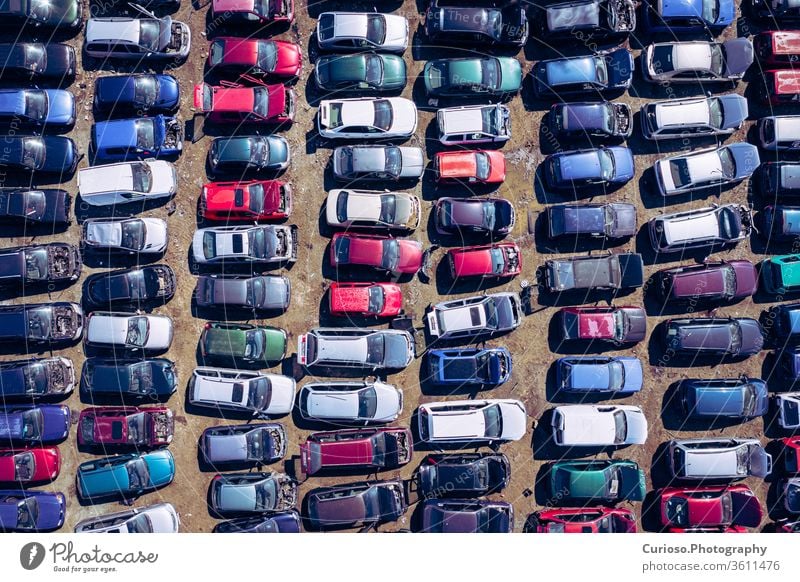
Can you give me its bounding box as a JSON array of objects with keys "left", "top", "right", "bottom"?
[
  {"left": 609, "top": 204, "right": 637, "bottom": 236},
  {"left": 737, "top": 319, "right": 764, "bottom": 355},
  {"left": 498, "top": 401, "right": 527, "bottom": 440},
  {"left": 149, "top": 161, "right": 177, "bottom": 194},
  {"left": 266, "top": 374, "right": 295, "bottom": 414},
  {"left": 44, "top": 90, "right": 75, "bottom": 125},
  {"left": 395, "top": 240, "right": 423, "bottom": 273},
  {"left": 273, "top": 41, "right": 301, "bottom": 75},
  {"left": 607, "top": 49, "right": 634, "bottom": 86},
  {"left": 397, "top": 148, "right": 424, "bottom": 178},
  {"left": 144, "top": 451, "right": 175, "bottom": 486},
  {"left": 723, "top": 38, "right": 754, "bottom": 77},
  {"left": 381, "top": 55, "right": 406, "bottom": 86},
  {"left": 731, "top": 261, "right": 758, "bottom": 296},
  {"left": 728, "top": 143, "right": 761, "bottom": 179},
  {"left": 620, "top": 308, "right": 647, "bottom": 342},
  {"left": 384, "top": 15, "right": 408, "bottom": 48},
  {"left": 718, "top": 94, "right": 749, "bottom": 130},
  {"left": 624, "top": 410, "right": 648, "bottom": 444}
]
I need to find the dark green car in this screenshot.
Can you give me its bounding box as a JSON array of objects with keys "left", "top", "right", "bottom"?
[
  {"left": 199, "top": 322, "right": 287, "bottom": 367},
  {"left": 315, "top": 53, "right": 406, "bottom": 92},
  {"left": 549, "top": 459, "right": 646, "bottom": 503},
  {"left": 423, "top": 57, "right": 522, "bottom": 98}
]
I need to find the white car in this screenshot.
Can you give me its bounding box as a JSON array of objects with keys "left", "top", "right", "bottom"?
[
  {"left": 640, "top": 95, "right": 749, "bottom": 140},
  {"left": 192, "top": 225, "right": 298, "bottom": 265},
  {"left": 74, "top": 503, "right": 180, "bottom": 533},
  {"left": 648, "top": 204, "right": 752, "bottom": 253},
  {"left": 85, "top": 312, "right": 173, "bottom": 352},
  {"left": 776, "top": 393, "right": 800, "bottom": 429},
  {"left": 325, "top": 189, "right": 420, "bottom": 230},
  {"left": 437, "top": 104, "right": 511, "bottom": 145},
  {"left": 189, "top": 367, "right": 295, "bottom": 416},
  {"left": 551, "top": 405, "right": 648, "bottom": 447},
  {"left": 758, "top": 115, "right": 800, "bottom": 151},
  {"left": 296, "top": 328, "right": 415, "bottom": 370},
  {"left": 426, "top": 292, "right": 523, "bottom": 341},
  {"left": 78, "top": 161, "right": 177, "bottom": 206},
  {"left": 316, "top": 12, "right": 408, "bottom": 54},
  {"left": 318, "top": 97, "right": 417, "bottom": 140},
  {"left": 297, "top": 380, "right": 402, "bottom": 423},
  {"left": 668, "top": 438, "right": 772, "bottom": 480},
  {"left": 643, "top": 38, "right": 753, "bottom": 84},
  {"left": 417, "top": 399, "right": 527, "bottom": 444},
  {"left": 85, "top": 8, "right": 191, "bottom": 61},
  {"left": 653, "top": 143, "right": 760, "bottom": 197},
  {"left": 82, "top": 217, "right": 168, "bottom": 255}
]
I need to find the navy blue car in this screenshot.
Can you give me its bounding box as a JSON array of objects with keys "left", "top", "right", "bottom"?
[
  {"left": 770, "top": 303, "right": 800, "bottom": 345},
  {"left": 556, "top": 356, "right": 643, "bottom": 394},
  {"left": 94, "top": 75, "right": 180, "bottom": 116},
  {"left": 91, "top": 115, "right": 183, "bottom": 163},
  {"left": 0, "top": 89, "right": 74, "bottom": 129},
  {"left": 417, "top": 454, "right": 511, "bottom": 498},
  {"left": 0, "top": 136, "right": 79, "bottom": 175},
  {"left": 428, "top": 348, "right": 512, "bottom": 386},
  {"left": 547, "top": 202, "right": 637, "bottom": 239},
  {"left": 544, "top": 146, "right": 635, "bottom": 190},
  {"left": 761, "top": 206, "right": 800, "bottom": 242},
  {"left": 532, "top": 49, "right": 633, "bottom": 98},
  {"left": 80, "top": 358, "right": 178, "bottom": 402},
  {"left": 679, "top": 377, "right": 769, "bottom": 420},
  {"left": 549, "top": 101, "right": 633, "bottom": 139},
  {"left": 0, "top": 358, "right": 74, "bottom": 400},
  {"left": 213, "top": 511, "right": 302, "bottom": 533},
  {"left": 643, "top": 0, "right": 734, "bottom": 32},
  {"left": 780, "top": 348, "right": 800, "bottom": 383}
]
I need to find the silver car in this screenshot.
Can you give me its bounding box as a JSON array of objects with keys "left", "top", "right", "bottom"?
[
  {"left": 317, "top": 98, "right": 417, "bottom": 140},
  {"left": 641, "top": 95, "right": 748, "bottom": 140},
  {"left": 85, "top": 311, "right": 173, "bottom": 353},
  {"left": 192, "top": 225, "right": 299, "bottom": 265},
  {"left": 776, "top": 393, "right": 800, "bottom": 429},
  {"left": 296, "top": 328, "right": 415, "bottom": 370},
  {"left": 195, "top": 275, "right": 291, "bottom": 312},
  {"left": 643, "top": 38, "right": 753, "bottom": 84},
  {"left": 332, "top": 145, "right": 424, "bottom": 182},
  {"left": 74, "top": 503, "right": 180, "bottom": 533},
  {"left": 669, "top": 438, "right": 772, "bottom": 480},
  {"left": 648, "top": 204, "right": 752, "bottom": 253},
  {"left": 316, "top": 12, "right": 409, "bottom": 54},
  {"left": 82, "top": 217, "right": 168, "bottom": 255},
  {"left": 298, "top": 380, "right": 403, "bottom": 423},
  {"left": 85, "top": 6, "right": 191, "bottom": 61}
]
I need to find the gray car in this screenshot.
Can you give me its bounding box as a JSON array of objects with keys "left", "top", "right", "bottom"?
[
  {"left": 297, "top": 380, "right": 403, "bottom": 423},
  {"left": 669, "top": 438, "right": 772, "bottom": 480},
  {"left": 653, "top": 143, "right": 760, "bottom": 197},
  {"left": 643, "top": 38, "right": 754, "bottom": 84},
  {"left": 648, "top": 204, "right": 753, "bottom": 253},
  {"left": 641, "top": 95, "right": 749, "bottom": 140},
  {"left": 200, "top": 423, "right": 287, "bottom": 466},
  {"left": 209, "top": 472, "right": 297, "bottom": 515},
  {"left": 296, "top": 328, "right": 415, "bottom": 370},
  {"left": 332, "top": 146, "right": 424, "bottom": 182},
  {"left": 542, "top": 253, "right": 644, "bottom": 293},
  {"left": 426, "top": 292, "right": 523, "bottom": 341},
  {"left": 195, "top": 275, "right": 290, "bottom": 312}
]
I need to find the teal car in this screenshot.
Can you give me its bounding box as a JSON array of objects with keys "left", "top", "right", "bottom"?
[
  {"left": 423, "top": 57, "right": 522, "bottom": 98},
  {"left": 76, "top": 450, "right": 175, "bottom": 501},
  {"left": 315, "top": 53, "right": 406, "bottom": 92},
  {"left": 761, "top": 255, "right": 800, "bottom": 295},
  {"left": 549, "top": 459, "right": 646, "bottom": 503},
  {"left": 199, "top": 322, "right": 287, "bottom": 367}
]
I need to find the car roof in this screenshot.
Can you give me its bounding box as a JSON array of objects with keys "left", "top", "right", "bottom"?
[
  {"left": 772, "top": 116, "right": 800, "bottom": 140},
  {"left": 672, "top": 42, "right": 713, "bottom": 71},
  {"left": 655, "top": 98, "right": 710, "bottom": 128},
  {"left": 87, "top": 19, "right": 142, "bottom": 44},
  {"left": 661, "top": 208, "right": 720, "bottom": 244},
  {"left": 439, "top": 106, "right": 485, "bottom": 134}
]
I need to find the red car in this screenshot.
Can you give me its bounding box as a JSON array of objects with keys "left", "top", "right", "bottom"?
[
  {"left": 782, "top": 436, "right": 800, "bottom": 473},
  {"left": 194, "top": 82, "right": 295, "bottom": 124},
  {"left": 0, "top": 447, "right": 60, "bottom": 484},
  {"left": 329, "top": 282, "right": 403, "bottom": 317},
  {"left": 657, "top": 485, "right": 763, "bottom": 531},
  {"left": 529, "top": 508, "right": 636, "bottom": 533},
  {"left": 201, "top": 180, "right": 293, "bottom": 221},
  {"left": 299, "top": 427, "right": 413, "bottom": 476},
  {"left": 208, "top": 37, "right": 302, "bottom": 78},
  {"left": 558, "top": 306, "right": 647, "bottom": 344},
  {"left": 447, "top": 242, "right": 521, "bottom": 279},
  {"left": 211, "top": 0, "right": 293, "bottom": 23},
  {"left": 77, "top": 407, "right": 175, "bottom": 448},
  {"left": 330, "top": 233, "right": 423, "bottom": 275},
  {"left": 434, "top": 150, "right": 506, "bottom": 184}
]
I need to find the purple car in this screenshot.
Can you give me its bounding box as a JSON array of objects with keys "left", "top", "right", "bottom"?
[
  {"left": 0, "top": 490, "right": 65, "bottom": 532},
  {"left": 433, "top": 197, "right": 515, "bottom": 237},
  {"left": 547, "top": 203, "right": 636, "bottom": 239},
  {"left": 419, "top": 499, "right": 513, "bottom": 533},
  {"left": 0, "top": 405, "right": 70, "bottom": 444},
  {"left": 657, "top": 261, "right": 758, "bottom": 304}
]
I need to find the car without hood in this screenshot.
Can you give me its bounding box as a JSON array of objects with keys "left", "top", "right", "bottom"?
[
  {"left": 0, "top": 302, "right": 83, "bottom": 347},
  {"left": 540, "top": 0, "right": 636, "bottom": 38},
  {"left": 528, "top": 507, "right": 636, "bottom": 533},
  {"left": 200, "top": 423, "right": 287, "bottom": 465},
  {"left": 641, "top": 95, "right": 748, "bottom": 140},
  {"left": 80, "top": 358, "right": 177, "bottom": 402},
  {"left": 426, "top": 292, "right": 523, "bottom": 340},
  {"left": 0, "top": 357, "right": 75, "bottom": 401},
  {"left": 417, "top": 453, "right": 511, "bottom": 498},
  {"left": 448, "top": 242, "right": 521, "bottom": 279},
  {"left": 425, "top": 4, "right": 529, "bottom": 46},
  {"left": 77, "top": 406, "right": 174, "bottom": 449},
  {"left": 209, "top": 472, "right": 297, "bottom": 515},
  {"left": 192, "top": 225, "right": 299, "bottom": 265},
  {"left": 85, "top": 12, "right": 191, "bottom": 61},
  {"left": 428, "top": 347, "right": 512, "bottom": 386},
  {"left": 212, "top": 511, "right": 300, "bottom": 533},
  {"left": 648, "top": 204, "right": 752, "bottom": 253},
  {"left": 0, "top": 244, "right": 81, "bottom": 288},
  {"left": 91, "top": 115, "right": 183, "bottom": 163},
  {"left": 332, "top": 145, "right": 424, "bottom": 181},
  {"left": 549, "top": 101, "right": 633, "bottom": 139}
]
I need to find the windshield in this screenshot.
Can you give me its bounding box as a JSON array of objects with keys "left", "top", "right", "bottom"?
[
  {"left": 475, "top": 152, "right": 491, "bottom": 180},
  {"left": 708, "top": 98, "right": 723, "bottom": 129},
  {"left": 482, "top": 201, "right": 496, "bottom": 230},
  {"left": 385, "top": 147, "right": 402, "bottom": 177},
  {"left": 139, "top": 20, "right": 161, "bottom": 52},
  {"left": 381, "top": 239, "right": 400, "bottom": 271},
  {"left": 247, "top": 377, "right": 270, "bottom": 410},
  {"left": 23, "top": 44, "right": 45, "bottom": 69},
  {"left": 481, "top": 58, "right": 499, "bottom": 89},
  {"left": 484, "top": 404, "right": 502, "bottom": 438},
  {"left": 702, "top": 0, "right": 720, "bottom": 21},
  {"left": 126, "top": 413, "right": 148, "bottom": 444},
  {"left": 372, "top": 99, "right": 393, "bottom": 131},
  {"left": 485, "top": 299, "right": 499, "bottom": 329},
  {"left": 246, "top": 277, "right": 266, "bottom": 307},
  {"left": 595, "top": 57, "right": 608, "bottom": 85},
  {"left": 598, "top": 149, "right": 615, "bottom": 180},
  {"left": 253, "top": 87, "right": 269, "bottom": 118},
  {"left": 126, "top": 513, "right": 153, "bottom": 533},
  {"left": 22, "top": 248, "right": 48, "bottom": 282},
  {"left": 23, "top": 91, "right": 46, "bottom": 122},
  {"left": 257, "top": 40, "right": 278, "bottom": 72},
  {"left": 134, "top": 76, "right": 158, "bottom": 107},
  {"left": 131, "top": 162, "right": 153, "bottom": 194},
  {"left": 366, "top": 14, "right": 386, "bottom": 45},
  {"left": 14, "top": 451, "right": 35, "bottom": 481},
  {"left": 28, "top": 0, "right": 51, "bottom": 21},
  {"left": 490, "top": 247, "right": 506, "bottom": 275},
  {"left": 126, "top": 317, "right": 149, "bottom": 347},
  {"left": 122, "top": 220, "right": 146, "bottom": 251},
  {"left": 244, "top": 330, "right": 265, "bottom": 359},
  {"left": 710, "top": 44, "right": 724, "bottom": 75},
  {"left": 358, "top": 386, "right": 378, "bottom": 418},
  {"left": 365, "top": 54, "right": 383, "bottom": 86},
  {"left": 126, "top": 458, "right": 150, "bottom": 490},
  {"left": 608, "top": 362, "right": 624, "bottom": 391},
  {"left": 612, "top": 410, "right": 627, "bottom": 444},
  {"left": 742, "top": 384, "right": 757, "bottom": 416},
  {"left": 25, "top": 307, "right": 52, "bottom": 340},
  {"left": 136, "top": 120, "right": 155, "bottom": 149},
  {"left": 16, "top": 497, "right": 39, "bottom": 530},
  {"left": 21, "top": 409, "right": 42, "bottom": 439},
  {"left": 254, "top": 478, "right": 277, "bottom": 510},
  {"left": 245, "top": 429, "right": 264, "bottom": 459},
  {"left": 723, "top": 264, "right": 737, "bottom": 297},
  {"left": 367, "top": 285, "right": 384, "bottom": 315},
  {"left": 22, "top": 138, "right": 45, "bottom": 170},
  {"left": 718, "top": 147, "right": 736, "bottom": 178}
]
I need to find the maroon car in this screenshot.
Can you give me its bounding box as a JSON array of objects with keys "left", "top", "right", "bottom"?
[
  {"left": 657, "top": 485, "right": 763, "bottom": 532},
  {"left": 300, "top": 427, "right": 413, "bottom": 476},
  {"left": 77, "top": 406, "right": 174, "bottom": 449},
  {"left": 657, "top": 260, "right": 758, "bottom": 304}
]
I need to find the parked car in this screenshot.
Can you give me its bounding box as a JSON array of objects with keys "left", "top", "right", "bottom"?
[
  {"left": 648, "top": 205, "right": 752, "bottom": 253},
  {"left": 679, "top": 377, "right": 769, "bottom": 420},
  {"left": 761, "top": 69, "right": 800, "bottom": 105},
  {"left": 668, "top": 438, "right": 771, "bottom": 480},
  {"left": 0, "top": 405, "right": 70, "bottom": 444},
  {"left": 417, "top": 453, "right": 511, "bottom": 498},
  {"left": 85, "top": 312, "right": 172, "bottom": 353},
  {"left": 642, "top": 0, "right": 734, "bottom": 32},
  {"left": 448, "top": 243, "right": 521, "bottom": 280},
  {"left": 420, "top": 499, "right": 513, "bottom": 533},
  {"left": 0, "top": 491, "right": 65, "bottom": 532},
  {"left": 78, "top": 161, "right": 177, "bottom": 207},
  {"left": 777, "top": 394, "right": 800, "bottom": 429},
  {"left": 196, "top": 275, "right": 290, "bottom": 313},
  {"left": 297, "top": 380, "right": 403, "bottom": 424},
  {"left": 0, "top": 0, "right": 80, "bottom": 28},
  {"left": 315, "top": 54, "right": 406, "bottom": 92},
  {"left": 208, "top": 135, "right": 290, "bottom": 175},
  {"left": 547, "top": 202, "right": 636, "bottom": 240},
  {"left": 657, "top": 485, "right": 762, "bottom": 531},
  {"left": 0, "top": 43, "right": 75, "bottom": 81},
  {"left": 417, "top": 399, "right": 527, "bottom": 444},
  {"left": 654, "top": 143, "right": 759, "bottom": 197},
  {"left": 425, "top": 3, "right": 529, "bottom": 46},
  {"left": 80, "top": 358, "right": 177, "bottom": 402},
  {"left": 549, "top": 459, "right": 646, "bottom": 503},
  {"left": 213, "top": 512, "right": 300, "bottom": 533},
  {"left": 423, "top": 56, "right": 522, "bottom": 98},
  {"left": 780, "top": 349, "right": 800, "bottom": 385},
  {"left": 643, "top": 39, "right": 753, "bottom": 83},
  {"left": 528, "top": 507, "right": 636, "bottom": 533},
  {"left": 209, "top": 472, "right": 297, "bottom": 515},
  {"left": 436, "top": 104, "right": 511, "bottom": 145},
  {"left": 762, "top": 206, "right": 800, "bottom": 242},
  {"left": 544, "top": 146, "right": 635, "bottom": 190},
  {"left": 332, "top": 145, "right": 424, "bottom": 181},
  {"left": 426, "top": 292, "right": 523, "bottom": 340},
  {"left": 85, "top": 13, "right": 191, "bottom": 61},
  {"left": 751, "top": 0, "right": 800, "bottom": 20},
  {"left": 539, "top": 0, "right": 636, "bottom": 38},
  {"left": 300, "top": 427, "right": 413, "bottom": 475},
  {"left": 781, "top": 437, "right": 800, "bottom": 471},
  {"left": 758, "top": 162, "right": 800, "bottom": 200},
  {"left": 82, "top": 217, "right": 168, "bottom": 255},
  {"left": 0, "top": 357, "right": 75, "bottom": 400},
  {"left": 194, "top": 82, "right": 295, "bottom": 125},
  {"left": 92, "top": 115, "right": 183, "bottom": 163},
  {"left": 74, "top": 503, "right": 179, "bottom": 533},
  {"left": 663, "top": 318, "right": 764, "bottom": 358},
  {"left": 757, "top": 116, "right": 800, "bottom": 152},
  {"left": 641, "top": 95, "right": 749, "bottom": 140},
  {"left": 211, "top": 0, "right": 292, "bottom": 22},
  {"left": 77, "top": 406, "right": 174, "bottom": 449},
  {"left": 548, "top": 101, "right": 633, "bottom": 140},
  {"left": 192, "top": 225, "right": 298, "bottom": 265},
  {"left": 189, "top": 367, "right": 295, "bottom": 417},
  {"left": 433, "top": 197, "right": 515, "bottom": 238},
  {"left": 328, "top": 282, "right": 402, "bottom": 318},
  {"left": 557, "top": 306, "right": 647, "bottom": 344},
  {"left": 325, "top": 189, "right": 420, "bottom": 230},
  {"left": 208, "top": 37, "right": 301, "bottom": 78},
  {"left": 316, "top": 12, "right": 408, "bottom": 53},
  {"left": 0, "top": 189, "right": 70, "bottom": 227},
  {"left": 76, "top": 450, "right": 175, "bottom": 501},
  {"left": 0, "top": 89, "right": 74, "bottom": 129},
  {"left": 783, "top": 478, "right": 800, "bottom": 513},
  {"left": 434, "top": 150, "right": 506, "bottom": 184},
  {"left": 762, "top": 255, "right": 800, "bottom": 294},
  {"left": 656, "top": 261, "right": 758, "bottom": 304},
  {"left": 94, "top": 74, "right": 179, "bottom": 115},
  {"left": 83, "top": 265, "right": 176, "bottom": 309},
  {"left": 768, "top": 303, "right": 800, "bottom": 344},
  {"left": 0, "top": 447, "right": 60, "bottom": 484},
  {"left": 427, "top": 348, "right": 512, "bottom": 387},
  {"left": 532, "top": 49, "right": 634, "bottom": 97},
  {"left": 754, "top": 30, "right": 800, "bottom": 65},
  {"left": 304, "top": 479, "right": 406, "bottom": 530},
  {"left": 0, "top": 136, "right": 78, "bottom": 175},
  {"left": 556, "top": 356, "right": 642, "bottom": 394},
  {"left": 0, "top": 302, "right": 83, "bottom": 347},
  {"left": 200, "top": 423, "right": 287, "bottom": 466},
  {"left": 198, "top": 323, "right": 287, "bottom": 367},
  {"left": 542, "top": 252, "right": 644, "bottom": 293},
  {"left": 201, "top": 180, "right": 292, "bottom": 222},
  {"left": 329, "top": 233, "right": 422, "bottom": 274},
  {"left": 551, "top": 405, "right": 647, "bottom": 447},
  {"left": 0, "top": 243, "right": 81, "bottom": 288}
]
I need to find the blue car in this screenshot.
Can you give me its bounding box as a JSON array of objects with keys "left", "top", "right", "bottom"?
[
  {"left": 780, "top": 348, "right": 800, "bottom": 383},
  {"left": 556, "top": 356, "right": 643, "bottom": 394},
  {"left": 428, "top": 348, "right": 512, "bottom": 386},
  {"left": 644, "top": 0, "right": 734, "bottom": 32},
  {"left": 0, "top": 405, "right": 70, "bottom": 444},
  {"left": 94, "top": 74, "right": 180, "bottom": 115},
  {"left": 762, "top": 206, "right": 800, "bottom": 242},
  {"left": 544, "top": 146, "right": 635, "bottom": 190},
  {"left": 92, "top": 115, "right": 183, "bottom": 163},
  {"left": 76, "top": 450, "right": 175, "bottom": 501},
  {"left": 532, "top": 49, "right": 633, "bottom": 98},
  {"left": 0, "top": 490, "right": 65, "bottom": 532},
  {"left": 770, "top": 302, "right": 800, "bottom": 345},
  {"left": 679, "top": 377, "right": 769, "bottom": 420},
  {"left": 549, "top": 101, "right": 633, "bottom": 139},
  {"left": 0, "top": 89, "right": 74, "bottom": 129}
]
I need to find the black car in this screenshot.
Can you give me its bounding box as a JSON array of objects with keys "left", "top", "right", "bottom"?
[
  {"left": 419, "top": 499, "right": 513, "bottom": 533},
  {"left": 0, "top": 302, "right": 82, "bottom": 349},
  {"left": 759, "top": 162, "right": 800, "bottom": 200},
  {"left": 0, "top": 357, "right": 75, "bottom": 400},
  {"left": 424, "top": 3, "right": 529, "bottom": 47},
  {"left": 80, "top": 358, "right": 177, "bottom": 402},
  {"left": 750, "top": 0, "right": 800, "bottom": 20},
  {"left": 538, "top": 0, "right": 636, "bottom": 38},
  {"left": 417, "top": 453, "right": 511, "bottom": 498},
  {"left": 0, "top": 0, "right": 81, "bottom": 29},
  {"left": 0, "top": 189, "right": 70, "bottom": 226},
  {"left": 548, "top": 101, "right": 633, "bottom": 140},
  {"left": 662, "top": 318, "right": 765, "bottom": 358},
  {"left": 94, "top": 74, "right": 181, "bottom": 116},
  {"left": 0, "top": 43, "right": 75, "bottom": 81},
  {"left": 0, "top": 136, "right": 79, "bottom": 176},
  {"left": 213, "top": 512, "right": 302, "bottom": 533},
  {"left": 195, "top": 275, "right": 291, "bottom": 313},
  {"left": 208, "top": 136, "right": 290, "bottom": 175},
  {"left": 547, "top": 202, "right": 637, "bottom": 239},
  {"left": 83, "top": 265, "right": 176, "bottom": 309},
  {"left": 433, "top": 197, "right": 515, "bottom": 238},
  {"left": 0, "top": 243, "right": 81, "bottom": 288}
]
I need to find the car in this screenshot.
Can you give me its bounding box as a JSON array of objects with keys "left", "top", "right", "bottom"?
[
  {"left": 417, "top": 399, "right": 527, "bottom": 444},
  {"left": 189, "top": 367, "right": 295, "bottom": 417},
  {"left": 0, "top": 357, "right": 75, "bottom": 401},
  {"left": 0, "top": 405, "right": 70, "bottom": 444},
  {"left": 643, "top": 0, "right": 734, "bottom": 32},
  {"left": 211, "top": 0, "right": 293, "bottom": 23},
  {"left": 679, "top": 377, "right": 769, "bottom": 420},
  {"left": 198, "top": 323, "right": 287, "bottom": 368},
  {"left": 83, "top": 265, "right": 176, "bottom": 309},
  {"left": 767, "top": 303, "right": 800, "bottom": 345},
  {"left": 80, "top": 358, "right": 176, "bottom": 403},
  {"left": 423, "top": 57, "right": 522, "bottom": 98},
  {"left": 76, "top": 450, "right": 175, "bottom": 501},
  {"left": 668, "top": 438, "right": 772, "bottom": 480},
  {"left": 648, "top": 204, "right": 753, "bottom": 253},
  {"left": 213, "top": 512, "right": 301, "bottom": 533},
  {"left": 436, "top": 104, "right": 511, "bottom": 146},
  {"left": 82, "top": 217, "right": 168, "bottom": 255},
  {"left": 201, "top": 180, "right": 292, "bottom": 222},
  {"left": 758, "top": 162, "right": 800, "bottom": 200},
  {"left": 326, "top": 190, "right": 420, "bottom": 231},
  {"left": 328, "top": 282, "right": 402, "bottom": 318},
  {"left": 762, "top": 255, "right": 800, "bottom": 294},
  {"left": 329, "top": 233, "right": 423, "bottom": 274},
  {"left": 641, "top": 95, "right": 749, "bottom": 140},
  {"left": 781, "top": 437, "right": 800, "bottom": 471},
  {"left": 209, "top": 472, "right": 297, "bottom": 515},
  {"left": 663, "top": 318, "right": 764, "bottom": 358},
  {"left": 304, "top": 479, "right": 406, "bottom": 530},
  {"left": 420, "top": 500, "right": 513, "bottom": 533},
  {"left": 94, "top": 74, "right": 180, "bottom": 115},
  {"left": 527, "top": 507, "right": 636, "bottom": 533},
  {"left": 0, "top": 189, "right": 70, "bottom": 227},
  {"left": 77, "top": 406, "right": 174, "bottom": 449},
  {"left": 193, "top": 82, "right": 295, "bottom": 125},
  {"left": 417, "top": 453, "right": 511, "bottom": 498},
  {"left": 780, "top": 349, "right": 800, "bottom": 385},
  {"left": 0, "top": 243, "right": 81, "bottom": 288},
  {"left": 447, "top": 242, "right": 522, "bottom": 279},
  {"left": 91, "top": 115, "right": 183, "bottom": 163},
  {"left": 532, "top": 49, "right": 634, "bottom": 97},
  {"left": 297, "top": 381, "right": 403, "bottom": 424},
  {"left": 545, "top": 146, "right": 635, "bottom": 191},
  {"left": 761, "top": 69, "right": 800, "bottom": 105},
  {"left": 539, "top": 0, "right": 636, "bottom": 38},
  {"left": 542, "top": 252, "right": 644, "bottom": 293},
  {"left": 0, "top": 89, "right": 74, "bottom": 129},
  {"left": 754, "top": 30, "right": 800, "bottom": 66},
  {"left": 547, "top": 203, "right": 636, "bottom": 240},
  {"left": 656, "top": 261, "right": 758, "bottom": 304},
  {"left": 777, "top": 394, "right": 800, "bottom": 429},
  {"left": 548, "top": 101, "right": 633, "bottom": 140},
  {"left": 332, "top": 145, "right": 424, "bottom": 181},
  {"left": 434, "top": 150, "right": 506, "bottom": 184},
  {"left": 643, "top": 39, "right": 753, "bottom": 83},
  {"left": 0, "top": 302, "right": 83, "bottom": 347},
  {"left": 762, "top": 206, "right": 800, "bottom": 242},
  {"left": 555, "top": 356, "right": 642, "bottom": 394},
  {"left": 0, "top": 136, "right": 78, "bottom": 175},
  {"left": 200, "top": 423, "right": 287, "bottom": 466},
  {"left": 783, "top": 478, "right": 800, "bottom": 513},
  {"left": 316, "top": 12, "right": 408, "bottom": 54},
  {"left": 427, "top": 348, "right": 512, "bottom": 387},
  {"left": 557, "top": 306, "right": 647, "bottom": 344},
  {"left": 549, "top": 459, "right": 646, "bottom": 503},
  {"left": 751, "top": 0, "right": 800, "bottom": 20},
  {"left": 74, "top": 503, "right": 180, "bottom": 533},
  {"left": 0, "top": 491, "right": 65, "bottom": 532},
  {"left": 653, "top": 143, "right": 760, "bottom": 197},
  {"left": 0, "top": 43, "right": 75, "bottom": 81},
  {"left": 317, "top": 97, "right": 416, "bottom": 140},
  {"left": 208, "top": 37, "right": 302, "bottom": 79},
  {"left": 195, "top": 275, "right": 291, "bottom": 313},
  {"left": 657, "top": 485, "right": 762, "bottom": 531},
  {"left": 0, "top": 447, "right": 60, "bottom": 484},
  {"left": 0, "top": 0, "right": 80, "bottom": 28},
  {"left": 433, "top": 197, "right": 515, "bottom": 238},
  {"left": 296, "top": 329, "right": 413, "bottom": 372},
  {"left": 85, "top": 312, "right": 172, "bottom": 353},
  {"left": 208, "top": 135, "right": 290, "bottom": 175},
  {"left": 551, "top": 405, "right": 648, "bottom": 447},
  {"left": 426, "top": 292, "right": 523, "bottom": 340},
  {"left": 299, "top": 428, "right": 413, "bottom": 476},
  {"left": 425, "top": 3, "right": 528, "bottom": 46},
  {"left": 78, "top": 161, "right": 178, "bottom": 207},
  {"left": 760, "top": 116, "right": 800, "bottom": 152},
  {"left": 315, "top": 53, "right": 406, "bottom": 92},
  {"left": 85, "top": 14, "right": 191, "bottom": 61},
  {"left": 191, "top": 225, "right": 299, "bottom": 265}
]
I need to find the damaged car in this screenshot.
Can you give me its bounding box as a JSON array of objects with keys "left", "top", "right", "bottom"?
[
  {"left": 200, "top": 423, "right": 287, "bottom": 466},
  {"left": 542, "top": 252, "right": 644, "bottom": 293},
  {"left": 80, "top": 358, "right": 177, "bottom": 402},
  {"left": 209, "top": 472, "right": 297, "bottom": 515},
  {"left": 77, "top": 406, "right": 174, "bottom": 449},
  {"left": 299, "top": 427, "right": 413, "bottom": 476},
  {"left": 0, "top": 357, "right": 75, "bottom": 400},
  {"left": 192, "top": 225, "right": 298, "bottom": 265},
  {"left": 83, "top": 265, "right": 176, "bottom": 309},
  {"left": 0, "top": 244, "right": 81, "bottom": 288},
  {"left": 0, "top": 302, "right": 83, "bottom": 348}
]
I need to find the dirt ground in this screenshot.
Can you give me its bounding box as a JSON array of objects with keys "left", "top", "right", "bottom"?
[{"left": 2, "top": 0, "right": 795, "bottom": 532}]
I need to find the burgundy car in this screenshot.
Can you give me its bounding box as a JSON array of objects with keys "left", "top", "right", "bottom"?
[
  {"left": 208, "top": 37, "right": 302, "bottom": 78},
  {"left": 330, "top": 233, "right": 423, "bottom": 275},
  {"left": 447, "top": 242, "right": 522, "bottom": 279},
  {"left": 527, "top": 507, "right": 636, "bottom": 533},
  {"left": 211, "top": 0, "right": 294, "bottom": 23},
  {"left": 657, "top": 260, "right": 758, "bottom": 304},
  {"left": 557, "top": 306, "right": 647, "bottom": 344},
  {"left": 328, "top": 282, "right": 403, "bottom": 318},
  {"left": 0, "top": 447, "right": 60, "bottom": 484},
  {"left": 300, "top": 427, "right": 413, "bottom": 476},
  {"left": 77, "top": 407, "right": 174, "bottom": 449},
  {"left": 657, "top": 485, "right": 763, "bottom": 532}
]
